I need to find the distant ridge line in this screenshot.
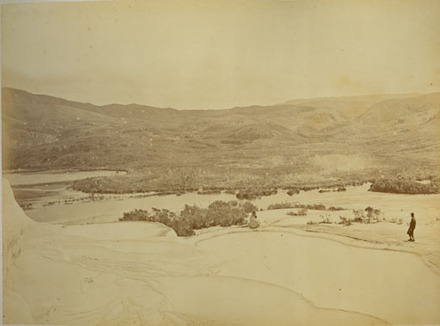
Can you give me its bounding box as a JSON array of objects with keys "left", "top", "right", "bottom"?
[{"left": 2, "top": 86, "right": 439, "bottom": 112}]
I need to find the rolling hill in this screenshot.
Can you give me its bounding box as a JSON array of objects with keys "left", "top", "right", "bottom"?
[{"left": 2, "top": 87, "right": 439, "bottom": 188}]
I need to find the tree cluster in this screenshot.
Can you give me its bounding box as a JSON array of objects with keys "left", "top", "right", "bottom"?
[{"left": 120, "top": 200, "right": 258, "bottom": 237}]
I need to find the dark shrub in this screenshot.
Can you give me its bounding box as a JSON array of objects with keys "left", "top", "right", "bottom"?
[
  {"left": 119, "top": 209, "right": 150, "bottom": 221},
  {"left": 369, "top": 177, "right": 438, "bottom": 194},
  {"left": 328, "top": 206, "right": 345, "bottom": 211},
  {"left": 169, "top": 218, "right": 195, "bottom": 236},
  {"left": 339, "top": 216, "right": 352, "bottom": 226},
  {"left": 287, "top": 188, "right": 300, "bottom": 196},
  {"left": 293, "top": 203, "right": 327, "bottom": 211},
  {"left": 306, "top": 203, "right": 326, "bottom": 210},
  {"left": 207, "top": 201, "right": 247, "bottom": 227},
  {"left": 286, "top": 208, "right": 308, "bottom": 216},
  {"left": 236, "top": 188, "right": 277, "bottom": 200},
  {"left": 150, "top": 208, "right": 175, "bottom": 225},
  {"left": 181, "top": 205, "right": 209, "bottom": 229},
  {"left": 242, "top": 201, "right": 258, "bottom": 213},
  {"left": 267, "top": 202, "right": 295, "bottom": 210}
]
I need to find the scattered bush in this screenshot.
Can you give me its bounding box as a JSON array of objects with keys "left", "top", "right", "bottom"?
[
  {"left": 295, "top": 203, "right": 327, "bottom": 210},
  {"left": 319, "top": 189, "right": 331, "bottom": 193},
  {"left": 267, "top": 202, "right": 295, "bottom": 210},
  {"left": 319, "top": 187, "right": 346, "bottom": 193},
  {"left": 286, "top": 208, "right": 308, "bottom": 216},
  {"left": 267, "top": 202, "right": 328, "bottom": 211},
  {"left": 197, "top": 188, "right": 222, "bottom": 195},
  {"left": 339, "top": 216, "right": 353, "bottom": 226},
  {"left": 328, "top": 206, "right": 346, "bottom": 211},
  {"left": 319, "top": 214, "right": 332, "bottom": 224},
  {"left": 365, "top": 206, "right": 382, "bottom": 220},
  {"left": 287, "top": 188, "right": 300, "bottom": 196}
]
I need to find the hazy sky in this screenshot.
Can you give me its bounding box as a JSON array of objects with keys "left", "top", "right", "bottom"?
[{"left": 1, "top": 0, "right": 440, "bottom": 109}]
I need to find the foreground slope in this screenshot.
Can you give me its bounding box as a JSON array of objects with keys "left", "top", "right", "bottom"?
[{"left": 3, "top": 180, "right": 440, "bottom": 325}]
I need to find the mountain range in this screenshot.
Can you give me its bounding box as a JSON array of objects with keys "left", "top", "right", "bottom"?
[{"left": 2, "top": 87, "right": 439, "bottom": 183}]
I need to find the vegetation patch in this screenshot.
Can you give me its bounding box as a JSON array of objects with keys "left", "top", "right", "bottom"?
[
  {"left": 369, "top": 177, "right": 439, "bottom": 194},
  {"left": 338, "top": 207, "right": 383, "bottom": 226},
  {"left": 69, "top": 169, "right": 372, "bottom": 197},
  {"left": 119, "top": 200, "right": 257, "bottom": 237},
  {"left": 319, "top": 187, "right": 346, "bottom": 193},
  {"left": 328, "top": 206, "right": 345, "bottom": 211},
  {"left": 286, "top": 188, "right": 300, "bottom": 196},
  {"left": 286, "top": 208, "right": 308, "bottom": 216},
  {"left": 235, "top": 188, "right": 278, "bottom": 200},
  {"left": 267, "top": 202, "right": 328, "bottom": 211}
]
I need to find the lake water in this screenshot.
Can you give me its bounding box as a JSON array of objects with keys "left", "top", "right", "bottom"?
[
  {"left": 3, "top": 170, "right": 127, "bottom": 211},
  {"left": 3, "top": 171, "right": 437, "bottom": 226}
]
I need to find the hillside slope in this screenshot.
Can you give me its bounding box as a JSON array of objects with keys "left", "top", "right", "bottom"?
[{"left": 2, "top": 88, "right": 439, "bottom": 184}]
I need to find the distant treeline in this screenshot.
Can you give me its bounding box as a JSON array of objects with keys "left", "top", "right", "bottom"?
[
  {"left": 235, "top": 188, "right": 278, "bottom": 200},
  {"left": 73, "top": 173, "right": 440, "bottom": 196},
  {"left": 267, "top": 202, "right": 345, "bottom": 211},
  {"left": 72, "top": 173, "right": 368, "bottom": 196},
  {"left": 120, "top": 200, "right": 258, "bottom": 237},
  {"left": 369, "top": 177, "right": 439, "bottom": 194}
]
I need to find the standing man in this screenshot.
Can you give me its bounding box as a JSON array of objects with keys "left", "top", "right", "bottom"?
[{"left": 407, "top": 212, "right": 416, "bottom": 242}]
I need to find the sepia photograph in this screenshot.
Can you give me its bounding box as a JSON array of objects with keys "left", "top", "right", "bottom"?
[{"left": 1, "top": 0, "right": 440, "bottom": 325}]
